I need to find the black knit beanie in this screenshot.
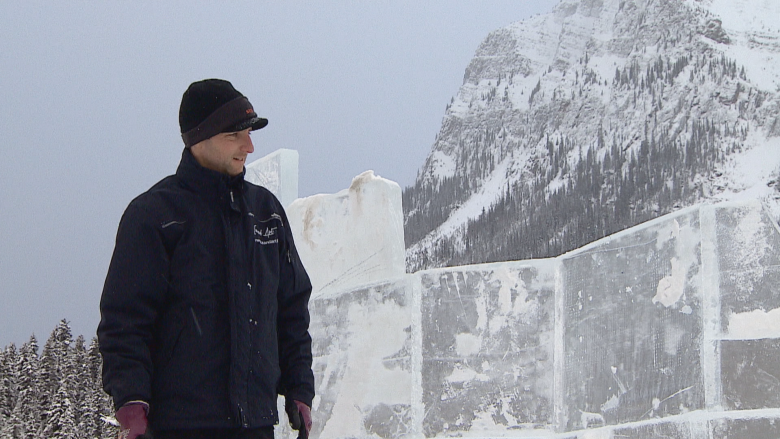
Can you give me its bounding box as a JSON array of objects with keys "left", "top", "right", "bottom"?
[{"left": 179, "top": 79, "right": 268, "bottom": 148}]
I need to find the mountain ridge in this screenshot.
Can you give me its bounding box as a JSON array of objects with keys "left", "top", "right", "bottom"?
[{"left": 403, "top": 0, "right": 780, "bottom": 272}]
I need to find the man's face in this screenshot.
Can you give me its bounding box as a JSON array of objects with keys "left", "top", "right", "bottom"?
[{"left": 190, "top": 128, "right": 254, "bottom": 176}]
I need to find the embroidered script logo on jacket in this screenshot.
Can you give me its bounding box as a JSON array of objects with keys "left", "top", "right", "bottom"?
[{"left": 253, "top": 213, "right": 282, "bottom": 245}]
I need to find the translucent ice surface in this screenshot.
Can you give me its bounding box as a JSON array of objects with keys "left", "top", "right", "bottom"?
[{"left": 245, "top": 148, "right": 299, "bottom": 207}]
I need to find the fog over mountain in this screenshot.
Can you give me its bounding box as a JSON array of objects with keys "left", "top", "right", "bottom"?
[{"left": 403, "top": 0, "right": 780, "bottom": 272}]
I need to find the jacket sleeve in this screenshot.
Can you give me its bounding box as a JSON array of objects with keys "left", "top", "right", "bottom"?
[
  {"left": 98, "top": 202, "right": 169, "bottom": 410},
  {"left": 276, "top": 209, "right": 315, "bottom": 407}
]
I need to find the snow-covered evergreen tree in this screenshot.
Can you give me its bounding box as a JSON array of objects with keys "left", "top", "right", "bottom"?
[
  {"left": 68, "top": 336, "right": 90, "bottom": 436},
  {"left": 41, "top": 377, "right": 77, "bottom": 439},
  {"left": 2, "top": 336, "right": 41, "bottom": 438},
  {"left": 39, "top": 319, "right": 72, "bottom": 427},
  {"left": 87, "top": 337, "right": 117, "bottom": 439},
  {"left": 0, "top": 343, "right": 17, "bottom": 431}
]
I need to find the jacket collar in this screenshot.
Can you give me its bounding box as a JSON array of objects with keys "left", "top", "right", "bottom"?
[{"left": 176, "top": 148, "right": 246, "bottom": 202}]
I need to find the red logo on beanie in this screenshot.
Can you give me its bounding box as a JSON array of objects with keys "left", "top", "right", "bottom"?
[{"left": 246, "top": 108, "right": 253, "bottom": 114}]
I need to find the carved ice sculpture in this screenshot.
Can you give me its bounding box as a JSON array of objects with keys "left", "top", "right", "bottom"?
[{"left": 286, "top": 170, "right": 406, "bottom": 298}]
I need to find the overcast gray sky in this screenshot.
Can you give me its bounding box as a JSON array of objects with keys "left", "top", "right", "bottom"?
[{"left": 0, "top": 1, "right": 559, "bottom": 347}]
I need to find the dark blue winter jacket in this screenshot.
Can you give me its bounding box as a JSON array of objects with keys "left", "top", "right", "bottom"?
[{"left": 98, "top": 149, "right": 314, "bottom": 431}]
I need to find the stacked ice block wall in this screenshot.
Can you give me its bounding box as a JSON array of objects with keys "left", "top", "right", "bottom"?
[
  {"left": 306, "top": 201, "right": 780, "bottom": 438},
  {"left": 249, "top": 153, "right": 780, "bottom": 438}
]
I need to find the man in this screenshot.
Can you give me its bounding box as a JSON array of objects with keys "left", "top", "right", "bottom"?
[{"left": 98, "top": 79, "right": 314, "bottom": 439}]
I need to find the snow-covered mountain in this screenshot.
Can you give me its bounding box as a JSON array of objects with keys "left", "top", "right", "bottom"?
[{"left": 403, "top": 0, "right": 780, "bottom": 272}]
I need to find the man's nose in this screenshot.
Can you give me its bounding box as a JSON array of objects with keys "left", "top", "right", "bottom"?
[{"left": 244, "top": 134, "right": 255, "bottom": 154}]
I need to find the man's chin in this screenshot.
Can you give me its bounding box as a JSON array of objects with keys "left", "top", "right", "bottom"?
[{"left": 230, "top": 159, "right": 246, "bottom": 175}]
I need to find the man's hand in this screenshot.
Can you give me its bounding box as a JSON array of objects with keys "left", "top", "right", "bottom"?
[
  {"left": 115, "top": 402, "right": 149, "bottom": 439},
  {"left": 285, "top": 398, "right": 312, "bottom": 438}
]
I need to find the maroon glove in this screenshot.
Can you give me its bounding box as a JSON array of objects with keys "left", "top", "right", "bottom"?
[
  {"left": 285, "top": 399, "right": 312, "bottom": 438},
  {"left": 115, "top": 402, "right": 149, "bottom": 439}
]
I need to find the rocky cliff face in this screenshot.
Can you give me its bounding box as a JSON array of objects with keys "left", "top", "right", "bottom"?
[{"left": 403, "top": 0, "right": 780, "bottom": 272}]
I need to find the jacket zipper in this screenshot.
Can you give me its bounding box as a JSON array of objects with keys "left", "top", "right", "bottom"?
[
  {"left": 189, "top": 307, "right": 203, "bottom": 336},
  {"left": 238, "top": 405, "right": 248, "bottom": 428}
]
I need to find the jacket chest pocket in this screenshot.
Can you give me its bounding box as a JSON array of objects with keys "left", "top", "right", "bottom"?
[
  {"left": 251, "top": 214, "right": 282, "bottom": 247},
  {"left": 156, "top": 305, "right": 229, "bottom": 382},
  {"left": 249, "top": 213, "right": 285, "bottom": 270},
  {"left": 155, "top": 311, "right": 187, "bottom": 373}
]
